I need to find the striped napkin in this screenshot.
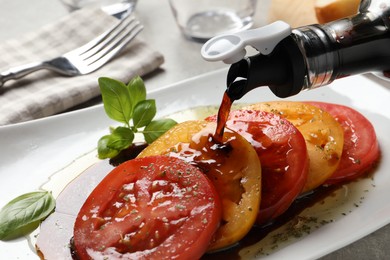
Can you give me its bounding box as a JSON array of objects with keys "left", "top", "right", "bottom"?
[{"left": 0, "top": 8, "right": 164, "bottom": 126}]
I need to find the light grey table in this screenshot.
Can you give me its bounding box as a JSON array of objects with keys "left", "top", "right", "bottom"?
[{"left": 0, "top": 0, "right": 388, "bottom": 259}]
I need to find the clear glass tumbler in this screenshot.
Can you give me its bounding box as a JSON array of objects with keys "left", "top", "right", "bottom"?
[{"left": 169, "top": 0, "right": 257, "bottom": 41}]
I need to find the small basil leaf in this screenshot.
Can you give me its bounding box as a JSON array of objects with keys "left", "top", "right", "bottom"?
[
  {"left": 99, "top": 77, "right": 133, "bottom": 124},
  {"left": 133, "top": 99, "right": 156, "bottom": 128},
  {"left": 97, "top": 135, "right": 120, "bottom": 159},
  {"left": 107, "top": 127, "right": 135, "bottom": 150},
  {"left": 127, "top": 76, "right": 146, "bottom": 111},
  {"left": 143, "top": 119, "right": 177, "bottom": 143},
  {"left": 0, "top": 191, "right": 55, "bottom": 241}
]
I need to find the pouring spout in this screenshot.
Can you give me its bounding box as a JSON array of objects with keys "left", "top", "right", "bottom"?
[{"left": 226, "top": 36, "right": 306, "bottom": 100}]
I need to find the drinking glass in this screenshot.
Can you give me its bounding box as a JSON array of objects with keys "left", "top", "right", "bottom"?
[{"left": 169, "top": 0, "right": 257, "bottom": 41}]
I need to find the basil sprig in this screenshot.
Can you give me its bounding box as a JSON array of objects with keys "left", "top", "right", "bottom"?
[
  {"left": 97, "top": 76, "right": 177, "bottom": 159},
  {"left": 0, "top": 191, "right": 55, "bottom": 241}
]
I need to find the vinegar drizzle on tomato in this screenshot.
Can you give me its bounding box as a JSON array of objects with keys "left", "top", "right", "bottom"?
[
  {"left": 137, "top": 121, "right": 262, "bottom": 251},
  {"left": 169, "top": 130, "right": 243, "bottom": 205},
  {"left": 167, "top": 124, "right": 262, "bottom": 251}
]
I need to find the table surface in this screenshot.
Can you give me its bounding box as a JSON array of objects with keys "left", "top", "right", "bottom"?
[{"left": 0, "top": 0, "right": 389, "bottom": 259}]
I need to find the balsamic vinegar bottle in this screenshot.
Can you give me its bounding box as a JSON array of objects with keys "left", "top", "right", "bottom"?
[{"left": 224, "top": 0, "right": 390, "bottom": 100}]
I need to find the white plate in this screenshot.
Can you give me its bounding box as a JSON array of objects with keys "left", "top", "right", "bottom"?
[{"left": 0, "top": 69, "right": 389, "bottom": 259}]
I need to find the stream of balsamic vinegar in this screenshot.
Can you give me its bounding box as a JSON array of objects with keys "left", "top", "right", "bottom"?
[{"left": 214, "top": 91, "right": 233, "bottom": 143}]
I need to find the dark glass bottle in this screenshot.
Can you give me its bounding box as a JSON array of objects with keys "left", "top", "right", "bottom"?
[{"left": 225, "top": 0, "right": 390, "bottom": 100}]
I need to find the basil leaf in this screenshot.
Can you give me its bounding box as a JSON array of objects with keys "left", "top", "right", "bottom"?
[
  {"left": 143, "top": 119, "right": 177, "bottom": 143},
  {"left": 127, "top": 76, "right": 146, "bottom": 111},
  {"left": 97, "top": 135, "right": 120, "bottom": 159},
  {"left": 133, "top": 100, "right": 156, "bottom": 128},
  {"left": 108, "top": 127, "right": 135, "bottom": 150},
  {"left": 97, "top": 76, "right": 178, "bottom": 159},
  {"left": 99, "top": 77, "right": 133, "bottom": 124},
  {"left": 0, "top": 191, "right": 55, "bottom": 241}
]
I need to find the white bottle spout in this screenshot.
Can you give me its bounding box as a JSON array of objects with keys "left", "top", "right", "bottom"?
[{"left": 201, "top": 21, "right": 292, "bottom": 64}]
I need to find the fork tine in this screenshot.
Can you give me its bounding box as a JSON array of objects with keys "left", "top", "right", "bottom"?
[
  {"left": 69, "top": 14, "right": 135, "bottom": 56},
  {"left": 82, "top": 22, "right": 143, "bottom": 71},
  {"left": 79, "top": 16, "right": 137, "bottom": 61}
]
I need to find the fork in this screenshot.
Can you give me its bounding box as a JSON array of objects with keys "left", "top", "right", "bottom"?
[{"left": 0, "top": 15, "right": 143, "bottom": 89}]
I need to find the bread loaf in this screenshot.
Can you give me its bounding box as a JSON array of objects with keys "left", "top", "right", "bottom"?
[{"left": 315, "top": 0, "right": 360, "bottom": 23}]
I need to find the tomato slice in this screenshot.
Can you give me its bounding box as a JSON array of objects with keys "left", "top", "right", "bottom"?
[
  {"left": 246, "top": 101, "right": 344, "bottom": 192},
  {"left": 138, "top": 120, "right": 262, "bottom": 251},
  {"left": 73, "top": 156, "right": 222, "bottom": 259},
  {"left": 206, "top": 110, "right": 308, "bottom": 225},
  {"left": 307, "top": 101, "right": 380, "bottom": 184}
]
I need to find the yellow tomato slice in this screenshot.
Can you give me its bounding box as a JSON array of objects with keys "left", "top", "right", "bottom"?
[
  {"left": 245, "top": 101, "right": 344, "bottom": 192},
  {"left": 138, "top": 120, "right": 262, "bottom": 251}
]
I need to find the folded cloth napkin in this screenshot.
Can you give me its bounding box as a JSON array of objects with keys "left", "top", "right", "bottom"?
[{"left": 0, "top": 8, "right": 164, "bottom": 126}]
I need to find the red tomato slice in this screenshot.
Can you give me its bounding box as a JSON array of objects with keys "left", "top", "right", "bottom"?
[
  {"left": 307, "top": 101, "right": 380, "bottom": 184},
  {"left": 73, "top": 156, "right": 222, "bottom": 260},
  {"left": 206, "top": 110, "right": 308, "bottom": 225}
]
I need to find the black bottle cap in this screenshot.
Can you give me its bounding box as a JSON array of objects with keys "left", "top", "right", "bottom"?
[{"left": 226, "top": 36, "right": 306, "bottom": 99}]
